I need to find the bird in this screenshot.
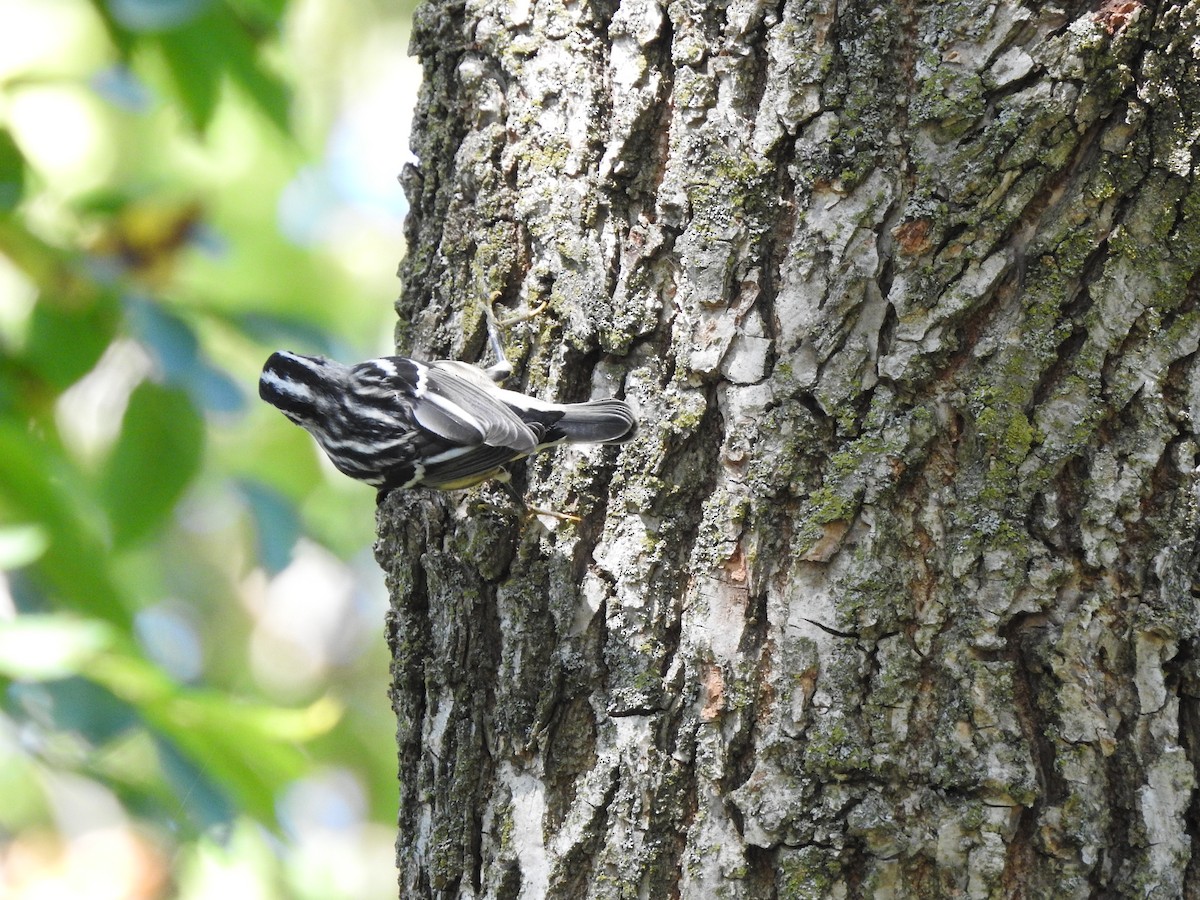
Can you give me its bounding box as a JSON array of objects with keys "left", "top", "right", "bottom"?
[{"left": 258, "top": 349, "right": 637, "bottom": 503}]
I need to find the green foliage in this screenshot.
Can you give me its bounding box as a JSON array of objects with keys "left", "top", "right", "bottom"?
[
  {"left": 149, "top": 5, "right": 291, "bottom": 133},
  {"left": 0, "top": 421, "right": 127, "bottom": 623},
  {"left": 24, "top": 293, "right": 121, "bottom": 388},
  {"left": 0, "top": 0, "right": 411, "bottom": 895},
  {"left": 100, "top": 381, "right": 205, "bottom": 548},
  {"left": 0, "top": 129, "right": 24, "bottom": 211}
]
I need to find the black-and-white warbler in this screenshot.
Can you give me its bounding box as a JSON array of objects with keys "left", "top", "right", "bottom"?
[{"left": 259, "top": 338, "right": 637, "bottom": 503}]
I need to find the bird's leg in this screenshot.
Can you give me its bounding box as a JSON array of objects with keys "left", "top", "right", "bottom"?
[
  {"left": 495, "top": 301, "right": 548, "bottom": 328},
  {"left": 481, "top": 298, "right": 512, "bottom": 383},
  {"left": 479, "top": 295, "right": 575, "bottom": 521},
  {"left": 498, "top": 473, "right": 581, "bottom": 523},
  {"left": 468, "top": 472, "right": 580, "bottom": 524},
  {"left": 524, "top": 505, "right": 583, "bottom": 524},
  {"left": 481, "top": 292, "right": 549, "bottom": 383}
]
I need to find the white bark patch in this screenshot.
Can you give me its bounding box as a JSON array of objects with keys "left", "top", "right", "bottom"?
[
  {"left": 426, "top": 694, "right": 454, "bottom": 761},
  {"left": 599, "top": 0, "right": 663, "bottom": 180},
  {"left": 1134, "top": 631, "right": 1172, "bottom": 715},
  {"left": 988, "top": 47, "right": 1034, "bottom": 87},
  {"left": 782, "top": 566, "right": 842, "bottom": 650},
  {"left": 729, "top": 760, "right": 810, "bottom": 847},
  {"left": 509, "top": 0, "right": 531, "bottom": 27},
  {"left": 501, "top": 763, "right": 551, "bottom": 899},
  {"left": 610, "top": 0, "right": 663, "bottom": 73},
  {"left": 680, "top": 783, "right": 756, "bottom": 894},
  {"left": 575, "top": 569, "right": 608, "bottom": 636},
  {"left": 691, "top": 575, "right": 746, "bottom": 662},
  {"left": 773, "top": 167, "right": 894, "bottom": 403},
  {"left": 1140, "top": 748, "right": 1195, "bottom": 890},
  {"left": 686, "top": 306, "right": 740, "bottom": 375},
  {"left": 593, "top": 514, "right": 653, "bottom": 611},
  {"left": 720, "top": 310, "right": 771, "bottom": 384}
]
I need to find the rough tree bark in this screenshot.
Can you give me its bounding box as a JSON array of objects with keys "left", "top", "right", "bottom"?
[{"left": 377, "top": 0, "right": 1200, "bottom": 896}]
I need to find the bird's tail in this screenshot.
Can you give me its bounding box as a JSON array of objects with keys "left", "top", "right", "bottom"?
[{"left": 554, "top": 399, "right": 638, "bottom": 444}]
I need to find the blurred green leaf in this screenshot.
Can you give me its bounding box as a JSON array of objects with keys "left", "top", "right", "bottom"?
[
  {"left": 151, "top": 6, "right": 289, "bottom": 133},
  {"left": 187, "top": 362, "right": 246, "bottom": 412},
  {"left": 24, "top": 292, "right": 121, "bottom": 390},
  {"left": 86, "top": 649, "right": 340, "bottom": 824},
  {"left": 155, "top": 734, "right": 238, "bottom": 829},
  {"left": 232, "top": 311, "right": 344, "bottom": 358},
  {"left": 127, "top": 296, "right": 201, "bottom": 370},
  {"left": 226, "top": 0, "right": 288, "bottom": 30},
  {"left": 0, "top": 219, "right": 106, "bottom": 325},
  {"left": 127, "top": 298, "right": 246, "bottom": 412},
  {"left": 240, "top": 480, "right": 300, "bottom": 573},
  {"left": 107, "top": 0, "right": 213, "bottom": 32},
  {"left": 0, "top": 751, "right": 47, "bottom": 831},
  {"left": 1, "top": 619, "right": 339, "bottom": 830},
  {"left": 210, "top": 8, "right": 290, "bottom": 134},
  {"left": 99, "top": 382, "right": 204, "bottom": 549},
  {"left": 0, "top": 129, "right": 26, "bottom": 212},
  {"left": 6, "top": 675, "right": 140, "bottom": 747},
  {"left": 0, "top": 424, "right": 128, "bottom": 624},
  {"left": 153, "top": 25, "right": 220, "bottom": 130},
  {"left": 90, "top": 64, "right": 155, "bottom": 113}
]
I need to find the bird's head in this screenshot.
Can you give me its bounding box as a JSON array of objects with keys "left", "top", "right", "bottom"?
[{"left": 259, "top": 351, "right": 351, "bottom": 429}]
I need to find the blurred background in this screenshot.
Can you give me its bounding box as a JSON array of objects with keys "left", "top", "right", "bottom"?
[{"left": 0, "top": 0, "right": 419, "bottom": 896}]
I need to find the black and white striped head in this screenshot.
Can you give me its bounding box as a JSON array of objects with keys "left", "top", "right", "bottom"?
[
  {"left": 258, "top": 351, "right": 354, "bottom": 429},
  {"left": 259, "top": 351, "right": 424, "bottom": 486}
]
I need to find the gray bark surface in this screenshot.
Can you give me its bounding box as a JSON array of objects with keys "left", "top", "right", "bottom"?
[{"left": 379, "top": 0, "right": 1200, "bottom": 896}]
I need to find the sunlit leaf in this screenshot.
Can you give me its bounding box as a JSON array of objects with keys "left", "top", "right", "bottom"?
[
  {"left": 0, "top": 616, "right": 115, "bottom": 681},
  {"left": 0, "top": 752, "right": 46, "bottom": 830},
  {"left": 99, "top": 382, "right": 204, "bottom": 549},
  {"left": 0, "top": 525, "right": 49, "bottom": 570}
]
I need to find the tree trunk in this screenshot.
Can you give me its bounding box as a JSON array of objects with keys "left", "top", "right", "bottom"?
[{"left": 379, "top": 0, "right": 1200, "bottom": 896}]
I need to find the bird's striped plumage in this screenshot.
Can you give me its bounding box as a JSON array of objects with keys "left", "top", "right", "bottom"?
[{"left": 259, "top": 351, "right": 637, "bottom": 499}]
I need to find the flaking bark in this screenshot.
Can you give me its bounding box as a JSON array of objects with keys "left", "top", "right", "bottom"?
[{"left": 380, "top": 0, "right": 1200, "bottom": 896}]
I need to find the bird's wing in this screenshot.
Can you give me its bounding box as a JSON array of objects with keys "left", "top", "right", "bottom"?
[
  {"left": 414, "top": 361, "right": 540, "bottom": 452},
  {"left": 418, "top": 444, "right": 530, "bottom": 489}
]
